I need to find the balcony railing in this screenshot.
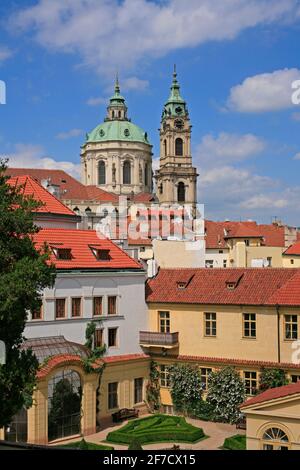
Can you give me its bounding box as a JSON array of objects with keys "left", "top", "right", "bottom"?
[{"left": 139, "top": 331, "right": 179, "bottom": 348}]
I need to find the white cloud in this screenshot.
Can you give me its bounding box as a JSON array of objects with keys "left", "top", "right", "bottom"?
[
  {"left": 196, "top": 132, "right": 265, "bottom": 166},
  {"left": 3, "top": 143, "right": 81, "bottom": 179},
  {"left": 291, "top": 112, "right": 300, "bottom": 121},
  {"left": 86, "top": 96, "right": 108, "bottom": 106},
  {"left": 226, "top": 68, "right": 300, "bottom": 113},
  {"left": 56, "top": 128, "right": 83, "bottom": 140},
  {"left": 240, "top": 194, "right": 288, "bottom": 209},
  {"left": 121, "top": 77, "right": 149, "bottom": 92},
  {"left": 0, "top": 46, "right": 13, "bottom": 63},
  {"left": 9, "top": 0, "right": 300, "bottom": 79},
  {"left": 293, "top": 152, "right": 300, "bottom": 160}
]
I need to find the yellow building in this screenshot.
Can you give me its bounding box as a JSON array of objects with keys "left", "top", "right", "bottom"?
[
  {"left": 241, "top": 381, "right": 300, "bottom": 450},
  {"left": 283, "top": 241, "right": 300, "bottom": 268},
  {"left": 144, "top": 268, "right": 300, "bottom": 412}
]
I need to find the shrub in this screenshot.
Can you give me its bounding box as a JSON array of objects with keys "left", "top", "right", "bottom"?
[
  {"left": 188, "top": 400, "right": 215, "bottom": 421},
  {"left": 78, "top": 438, "right": 89, "bottom": 450},
  {"left": 169, "top": 364, "right": 203, "bottom": 414},
  {"left": 206, "top": 367, "right": 245, "bottom": 424},
  {"left": 128, "top": 439, "right": 143, "bottom": 450},
  {"left": 223, "top": 434, "right": 246, "bottom": 450},
  {"left": 259, "top": 368, "right": 288, "bottom": 392}
]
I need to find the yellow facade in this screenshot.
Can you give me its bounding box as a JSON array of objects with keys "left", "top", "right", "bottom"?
[
  {"left": 228, "top": 240, "right": 284, "bottom": 268},
  {"left": 283, "top": 255, "right": 300, "bottom": 268}
]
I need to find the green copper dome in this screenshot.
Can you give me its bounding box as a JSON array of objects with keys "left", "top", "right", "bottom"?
[
  {"left": 86, "top": 120, "right": 150, "bottom": 144},
  {"left": 162, "top": 66, "right": 188, "bottom": 120}
]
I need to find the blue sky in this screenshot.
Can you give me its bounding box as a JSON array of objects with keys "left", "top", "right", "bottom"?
[{"left": 1, "top": 0, "right": 300, "bottom": 225}]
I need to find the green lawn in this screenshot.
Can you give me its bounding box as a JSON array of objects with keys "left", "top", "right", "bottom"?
[
  {"left": 106, "top": 414, "right": 206, "bottom": 446},
  {"left": 222, "top": 434, "right": 246, "bottom": 450},
  {"left": 59, "top": 441, "right": 114, "bottom": 450}
]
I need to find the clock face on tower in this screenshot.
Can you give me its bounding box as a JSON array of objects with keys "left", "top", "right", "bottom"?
[
  {"left": 175, "top": 106, "right": 182, "bottom": 115},
  {"left": 174, "top": 119, "right": 184, "bottom": 130}
]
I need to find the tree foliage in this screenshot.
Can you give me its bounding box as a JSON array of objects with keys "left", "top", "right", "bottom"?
[
  {"left": 206, "top": 366, "right": 245, "bottom": 424},
  {"left": 169, "top": 363, "right": 203, "bottom": 414},
  {"left": 0, "top": 160, "right": 55, "bottom": 427},
  {"left": 259, "top": 368, "right": 289, "bottom": 392},
  {"left": 146, "top": 361, "right": 161, "bottom": 412}
]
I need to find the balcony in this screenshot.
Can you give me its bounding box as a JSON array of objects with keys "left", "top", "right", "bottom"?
[{"left": 139, "top": 331, "right": 179, "bottom": 349}]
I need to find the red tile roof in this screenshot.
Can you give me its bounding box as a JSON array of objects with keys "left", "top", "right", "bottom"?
[
  {"left": 205, "top": 220, "right": 286, "bottom": 249},
  {"left": 37, "top": 354, "right": 83, "bottom": 379},
  {"left": 146, "top": 268, "right": 300, "bottom": 306},
  {"left": 284, "top": 241, "right": 300, "bottom": 256},
  {"left": 241, "top": 381, "right": 300, "bottom": 408},
  {"left": 33, "top": 228, "right": 143, "bottom": 270},
  {"left": 102, "top": 353, "right": 150, "bottom": 364},
  {"left": 6, "top": 168, "right": 118, "bottom": 202},
  {"left": 7, "top": 175, "right": 76, "bottom": 216}
]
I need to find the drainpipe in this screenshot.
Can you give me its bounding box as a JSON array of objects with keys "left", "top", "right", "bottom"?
[{"left": 276, "top": 304, "right": 281, "bottom": 364}]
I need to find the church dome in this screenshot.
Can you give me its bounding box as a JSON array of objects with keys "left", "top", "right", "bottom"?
[{"left": 86, "top": 120, "right": 150, "bottom": 145}]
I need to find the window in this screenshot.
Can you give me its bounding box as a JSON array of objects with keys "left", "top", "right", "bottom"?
[
  {"left": 291, "top": 374, "right": 300, "bottom": 383},
  {"left": 108, "top": 382, "right": 118, "bottom": 409},
  {"left": 31, "top": 305, "right": 42, "bottom": 320},
  {"left": 223, "top": 260, "right": 227, "bottom": 268},
  {"left": 201, "top": 368, "right": 212, "bottom": 391},
  {"left": 71, "top": 298, "right": 81, "bottom": 318},
  {"left": 134, "top": 378, "right": 143, "bottom": 404},
  {"left": 55, "top": 299, "right": 66, "bottom": 319},
  {"left": 284, "top": 315, "right": 298, "bottom": 340},
  {"left": 159, "top": 311, "right": 170, "bottom": 333},
  {"left": 94, "top": 329, "right": 104, "bottom": 348},
  {"left": 262, "top": 428, "right": 289, "bottom": 451},
  {"left": 243, "top": 371, "right": 257, "bottom": 396},
  {"left": 163, "top": 139, "right": 167, "bottom": 156},
  {"left": 123, "top": 161, "right": 131, "bottom": 184},
  {"left": 205, "top": 260, "right": 214, "bottom": 269},
  {"left": 144, "top": 163, "right": 149, "bottom": 187},
  {"left": 93, "top": 297, "right": 103, "bottom": 316},
  {"left": 205, "top": 313, "right": 216, "bottom": 337},
  {"left": 160, "top": 365, "right": 171, "bottom": 388},
  {"left": 108, "top": 328, "right": 118, "bottom": 347},
  {"left": 243, "top": 313, "right": 256, "bottom": 338},
  {"left": 98, "top": 161, "right": 106, "bottom": 185},
  {"left": 219, "top": 250, "right": 223, "bottom": 254},
  {"left": 53, "top": 248, "right": 72, "bottom": 260},
  {"left": 92, "top": 248, "right": 110, "bottom": 261},
  {"left": 267, "top": 257, "right": 272, "bottom": 267},
  {"left": 177, "top": 182, "right": 185, "bottom": 203},
  {"left": 244, "top": 239, "right": 250, "bottom": 247},
  {"left": 108, "top": 296, "right": 117, "bottom": 315},
  {"left": 175, "top": 138, "right": 183, "bottom": 156},
  {"left": 291, "top": 259, "right": 294, "bottom": 265}
]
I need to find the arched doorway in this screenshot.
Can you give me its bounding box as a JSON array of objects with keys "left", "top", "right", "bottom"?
[
  {"left": 262, "top": 427, "right": 290, "bottom": 450},
  {"left": 177, "top": 182, "right": 185, "bottom": 203},
  {"left": 48, "top": 369, "right": 82, "bottom": 441}
]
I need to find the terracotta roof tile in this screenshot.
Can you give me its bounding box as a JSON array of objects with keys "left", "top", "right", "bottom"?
[
  {"left": 174, "top": 354, "right": 300, "bottom": 370},
  {"left": 33, "top": 228, "right": 143, "bottom": 270},
  {"left": 103, "top": 353, "right": 150, "bottom": 364},
  {"left": 146, "top": 268, "right": 300, "bottom": 306},
  {"left": 7, "top": 175, "right": 76, "bottom": 216},
  {"left": 37, "top": 354, "right": 83, "bottom": 379},
  {"left": 241, "top": 381, "right": 300, "bottom": 408},
  {"left": 284, "top": 241, "right": 300, "bottom": 256}
]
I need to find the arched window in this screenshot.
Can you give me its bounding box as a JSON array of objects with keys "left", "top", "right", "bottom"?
[
  {"left": 262, "top": 427, "right": 289, "bottom": 450},
  {"left": 48, "top": 369, "right": 82, "bottom": 441},
  {"left": 177, "top": 182, "right": 185, "bottom": 203},
  {"left": 123, "top": 160, "right": 131, "bottom": 185},
  {"left": 118, "top": 110, "right": 121, "bottom": 118},
  {"left": 144, "top": 163, "right": 149, "bottom": 187},
  {"left": 164, "top": 140, "right": 167, "bottom": 156},
  {"left": 112, "top": 110, "right": 115, "bottom": 118},
  {"left": 98, "top": 161, "right": 106, "bottom": 185},
  {"left": 175, "top": 138, "right": 183, "bottom": 156}
]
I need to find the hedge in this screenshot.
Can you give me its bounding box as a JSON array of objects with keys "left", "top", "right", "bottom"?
[
  {"left": 106, "top": 414, "right": 205, "bottom": 445},
  {"left": 223, "top": 435, "right": 246, "bottom": 450}
]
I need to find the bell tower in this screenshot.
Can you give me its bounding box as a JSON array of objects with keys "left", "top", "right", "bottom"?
[{"left": 155, "top": 67, "right": 198, "bottom": 211}]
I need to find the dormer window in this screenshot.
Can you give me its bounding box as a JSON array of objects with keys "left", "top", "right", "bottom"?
[
  {"left": 52, "top": 247, "right": 72, "bottom": 260},
  {"left": 177, "top": 281, "right": 187, "bottom": 290},
  {"left": 226, "top": 282, "right": 236, "bottom": 290},
  {"left": 225, "top": 273, "right": 244, "bottom": 290},
  {"left": 90, "top": 246, "right": 111, "bottom": 261}
]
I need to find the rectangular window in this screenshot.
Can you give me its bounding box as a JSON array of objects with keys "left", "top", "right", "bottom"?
[
  {"left": 159, "top": 311, "right": 170, "bottom": 333},
  {"left": 108, "top": 296, "right": 117, "bottom": 315},
  {"left": 108, "top": 328, "right": 118, "bottom": 347},
  {"left": 93, "top": 297, "right": 103, "bottom": 316},
  {"left": 223, "top": 260, "right": 227, "bottom": 268},
  {"left": 291, "top": 375, "right": 300, "bottom": 383},
  {"left": 204, "top": 313, "right": 217, "bottom": 337},
  {"left": 134, "top": 378, "right": 144, "bottom": 404},
  {"left": 31, "top": 305, "right": 42, "bottom": 320},
  {"left": 55, "top": 299, "right": 66, "bottom": 319},
  {"left": 94, "top": 329, "right": 104, "bottom": 348},
  {"left": 243, "top": 313, "right": 256, "bottom": 338},
  {"left": 160, "top": 365, "right": 171, "bottom": 388},
  {"left": 108, "top": 382, "right": 118, "bottom": 410},
  {"left": 71, "top": 298, "right": 81, "bottom": 318},
  {"left": 200, "top": 368, "right": 212, "bottom": 391},
  {"left": 284, "top": 315, "right": 298, "bottom": 340},
  {"left": 205, "top": 260, "right": 214, "bottom": 269},
  {"left": 243, "top": 371, "right": 257, "bottom": 396}
]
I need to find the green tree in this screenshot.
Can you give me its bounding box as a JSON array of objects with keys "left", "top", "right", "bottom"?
[
  {"left": 0, "top": 160, "right": 55, "bottom": 427},
  {"left": 259, "top": 368, "right": 288, "bottom": 392},
  {"left": 169, "top": 364, "right": 203, "bottom": 414},
  {"left": 206, "top": 366, "right": 245, "bottom": 424}
]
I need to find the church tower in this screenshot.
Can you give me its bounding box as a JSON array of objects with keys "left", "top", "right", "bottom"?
[{"left": 155, "top": 67, "right": 198, "bottom": 210}]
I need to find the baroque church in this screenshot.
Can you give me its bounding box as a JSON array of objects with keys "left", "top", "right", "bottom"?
[{"left": 80, "top": 68, "right": 198, "bottom": 210}]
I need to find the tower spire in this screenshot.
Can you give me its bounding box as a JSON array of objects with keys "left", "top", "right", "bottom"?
[{"left": 115, "top": 71, "right": 120, "bottom": 95}]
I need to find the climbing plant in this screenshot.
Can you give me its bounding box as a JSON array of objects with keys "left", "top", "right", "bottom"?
[
  {"left": 259, "top": 368, "right": 288, "bottom": 392},
  {"left": 146, "top": 361, "right": 161, "bottom": 412},
  {"left": 169, "top": 363, "right": 203, "bottom": 414}
]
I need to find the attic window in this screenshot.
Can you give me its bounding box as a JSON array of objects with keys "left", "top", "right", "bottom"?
[
  {"left": 176, "top": 274, "right": 194, "bottom": 290},
  {"left": 90, "top": 246, "right": 111, "bottom": 261},
  {"left": 226, "top": 282, "right": 236, "bottom": 290},
  {"left": 52, "top": 247, "right": 72, "bottom": 260},
  {"left": 225, "top": 273, "right": 244, "bottom": 290},
  {"left": 177, "top": 281, "right": 187, "bottom": 289},
  {"left": 61, "top": 179, "right": 67, "bottom": 183}
]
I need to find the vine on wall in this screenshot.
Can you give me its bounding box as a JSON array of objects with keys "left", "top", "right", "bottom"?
[{"left": 146, "top": 361, "right": 161, "bottom": 412}]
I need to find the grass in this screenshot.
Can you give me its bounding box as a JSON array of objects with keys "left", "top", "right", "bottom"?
[
  {"left": 222, "top": 434, "right": 246, "bottom": 450},
  {"left": 59, "top": 441, "right": 114, "bottom": 450},
  {"left": 106, "top": 414, "right": 206, "bottom": 446}
]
